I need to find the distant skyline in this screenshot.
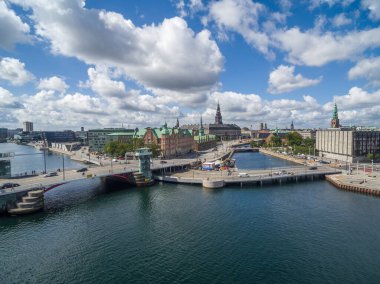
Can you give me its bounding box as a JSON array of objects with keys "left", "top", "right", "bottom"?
[{"left": 0, "top": 0, "right": 380, "bottom": 130}]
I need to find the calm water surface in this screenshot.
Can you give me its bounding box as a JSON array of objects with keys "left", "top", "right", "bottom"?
[
  {"left": 0, "top": 143, "right": 84, "bottom": 175},
  {"left": 1, "top": 152, "right": 380, "bottom": 283}
]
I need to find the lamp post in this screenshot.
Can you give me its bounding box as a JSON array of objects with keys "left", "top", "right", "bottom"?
[
  {"left": 269, "top": 158, "right": 272, "bottom": 176},
  {"left": 61, "top": 154, "right": 65, "bottom": 181},
  {"left": 364, "top": 164, "right": 366, "bottom": 185},
  {"left": 43, "top": 148, "right": 47, "bottom": 174}
]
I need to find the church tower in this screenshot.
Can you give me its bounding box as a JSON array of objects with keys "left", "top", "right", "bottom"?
[
  {"left": 175, "top": 117, "right": 179, "bottom": 128},
  {"left": 214, "top": 102, "right": 223, "bottom": 125},
  {"left": 290, "top": 120, "right": 294, "bottom": 131},
  {"left": 199, "top": 116, "right": 205, "bottom": 136},
  {"left": 331, "top": 103, "right": 340, "bottom": 128}
]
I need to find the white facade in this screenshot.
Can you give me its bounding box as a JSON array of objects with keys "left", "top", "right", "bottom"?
[
  {"left": 23, "top": 121, "right": 33, "bottom": 132},
  {"left": 316, "top": 129, "right": 380, "bottom": 162}
]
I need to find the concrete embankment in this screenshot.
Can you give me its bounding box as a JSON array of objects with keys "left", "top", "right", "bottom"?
[
  {"left": 48, "top": 147, "right": 101, "bottom": 165},
  {"left": 326, "top": 174, "right": 380, "bottom": 196},
  {"left": 259, "top": 149, "right": 306, "bottom": 165},
  {"left": 155, "top": 167, "right": 336, "bottom": 189}
]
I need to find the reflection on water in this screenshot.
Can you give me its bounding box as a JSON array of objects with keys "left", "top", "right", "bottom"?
[
  {"left": 1, "top": 152, "right": 380, "bottom": 283},
  {"left": 234, "top": 151, "right": 297, "bottom": 170},
  {"left": 1, "top": 143, "right": 85, "bottom": 175}
]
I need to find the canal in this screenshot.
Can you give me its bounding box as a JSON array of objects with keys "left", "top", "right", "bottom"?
[
  {"left": 1, "top": 143, "right": 85, "bottom": 175},
  {"left": 1, "top": 151, "right": 380, "bottom": 283}
]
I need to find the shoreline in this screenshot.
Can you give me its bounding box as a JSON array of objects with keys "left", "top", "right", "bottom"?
[
  {"left": 258, "top": 148, "right": 307, "bottom": 165},
  {"left": 326, "top": 174, "right": 380, "bottom": 196}
]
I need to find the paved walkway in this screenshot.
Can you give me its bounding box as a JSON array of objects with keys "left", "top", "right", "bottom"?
[{"left": 327, "top": 172, "right": 380, "bottom": 191}]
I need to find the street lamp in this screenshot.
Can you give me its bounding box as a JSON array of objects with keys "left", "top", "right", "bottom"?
[
  {"left": 110, "top": 156, "right": 113, "bottom": 173},
  {"left": 43, "top": 148, "right": 47, "bottom": 174},
  {"left": 60, "top": 154, "right": 65, "bottom": 181}
]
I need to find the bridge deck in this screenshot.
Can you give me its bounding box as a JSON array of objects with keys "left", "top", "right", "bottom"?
[
  {"left": 156, "top": 166, "right": 340, "bottom": 185},
  {"left": 0, "top": 159, "right": 193, "bottom": 196}
]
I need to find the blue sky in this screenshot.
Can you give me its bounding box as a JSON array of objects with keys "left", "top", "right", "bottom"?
[{"left": 0, "top": 0, "right": 380, "bottom": 131}]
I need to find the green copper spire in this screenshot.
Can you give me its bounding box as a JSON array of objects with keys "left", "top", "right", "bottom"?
[
  {"left": 199, "top": 115, "right": 205, "bottom": 136},
  {"left": 332, "top": 103, "right": 339, "bottom": 120},
  {"left": 331, "top": 103, "right": 340, "bottom": 128}
]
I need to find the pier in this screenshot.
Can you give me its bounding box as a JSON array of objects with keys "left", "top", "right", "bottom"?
[{"left": 154, "top": 166, "right": 340, "bottom": 188}]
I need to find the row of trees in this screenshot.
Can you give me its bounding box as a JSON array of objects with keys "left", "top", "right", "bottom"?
[
  {"left": 251, "top": 131, "right": 317, "bottom": 155},
  {"left": 104, "top": 138, "right": 161, "bottom": 158},
  {"left": 367, "top": 153, "right": 380, "bottom": 161}
]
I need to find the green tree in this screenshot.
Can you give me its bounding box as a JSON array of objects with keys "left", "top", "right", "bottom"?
[
  {"left": 146, "top": 143, "right": 161, "bottom": 158},
  {"left": 269, "top": 135, "right": 282, "bottom": 147},
  {"left": 131, "top": 138, "right": 145, "bottom": 150},
  {"left": 250, "top": 140, "right": 263, "bottom": 147},
  {"left": 304, "top": 137, "right": 316, "bottom": 148},
  {"left": 104, "top": 141, "right": 119, "bottom": 156},
  {"left": 286, "top": 131, "right": 303, "bottom": 146}
]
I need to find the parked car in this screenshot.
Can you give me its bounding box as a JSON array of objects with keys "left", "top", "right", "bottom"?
[
  {"left": 76, "top": 167, "right": 88, "bottom": 173},
  {"left": 238, "top": 173, "right": 249, "bottom": 177},
  {"left": 1, "top": 183, "right": 20, "bottom": 189},
  {"left": 160, "top": 160, "right": 167, "bottom": 164},
  {"left": 44, "top": 172, "right": 58, "bottom": 177},
  {"left": 308, "top": 166, "right": 317, "bottom": 170}
]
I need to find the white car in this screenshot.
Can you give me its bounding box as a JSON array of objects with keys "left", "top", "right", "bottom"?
[
  {"left": 238, "top": 173, "right": 249, "bottom": 177},
  {"left": 44, "top": 172, "right": 58, "bottom": 177}
]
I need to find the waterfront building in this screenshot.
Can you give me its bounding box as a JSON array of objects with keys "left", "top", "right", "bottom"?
[
  {"left": 23, "top": 121, "right": 33, "bottom": 132},
  {"left": 14, "top": 131, "right": 42, "bottom": 143},
  {"left": 42, "top": 131, "right": 76, "bottom": 146},
  {"left": 75, "top": 128, "right": 88, "bottom": 145},
  {"left": 7, "top": 128, "right": 22, "bottom": 139},
  {"left": 142, "top": 123, "right": 194, "bottom": 158},
  {"left": 160, "top": 123, "right": 194, "bottom": 158},
  {"left": 182, "top": 103, "right": 241, "bottom": 140},
  {"left": 0, "top": 152, "right": 12, "bottom": 178},
  {"left": 106, "top": 131, "right": 136, "bottom": 144},
  {"left": 88, "top": 128, "right": 134, "bottom": 153},
  {"left": 0, "top": 128, "right": 7, "bottom": 142},
  {"left": 316, "top": 104, "right": 380, "bottom": 162},
  {"left": 297, "top": 130, "right": 316, "bottom": 139},
  {"left": 51, "top": 142, "right": 81, "bottom": 152},
  {"left": 193, "top": 117, "right": 217, "bottom": 151},
  {"left": 316, "top": 128, "right": 380, "bottom": 162}
]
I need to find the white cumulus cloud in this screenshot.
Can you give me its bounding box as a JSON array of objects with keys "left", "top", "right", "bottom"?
[
  {"left": 38, "top": 76, "right": 68, "bottom": 93},
  {"left": 0, "top": 1, "right": 30, "bottom": 49},
  {"left": 348, "top": 57, "right": 380, "bottom": 86},
  {"left": 267, "top": 65, "right": 322, "bottom": 94},
  {"left": 0, "top": 57, "right": 34, "bottom": 86},
  {"left": 0, "top": 86, "right": 24, "bottom": 108},
  {"left": 332, "top": 13, "right": 352, "bottom": 27},
  {"left": 207, "top": 0, "right": 273, "bottom": 57},
  {"left": 273, "top": 27, "right": 380, "bottom": 66},
  {"left": 362, "top": 0, "right": 380, "bottom": 21},
  {"left": 9, "top": 0, "right": 223, "bottom": 105}
]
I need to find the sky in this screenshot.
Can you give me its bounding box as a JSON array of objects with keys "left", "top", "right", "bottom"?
[{"left": 0, "top": 0, "right": 380, "bottom": 131}]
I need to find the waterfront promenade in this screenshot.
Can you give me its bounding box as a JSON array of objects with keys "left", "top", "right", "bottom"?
[
  {"left": 326, "top": 173, "right": 380, "bottom": 195},
  {"left": 156, "top": 165, "right": 338, "bottom": 187}
]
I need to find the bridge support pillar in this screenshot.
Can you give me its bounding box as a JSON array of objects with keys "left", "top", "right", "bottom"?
[{"left": 135, "top": 148, "right": 152, "bottom": 179}]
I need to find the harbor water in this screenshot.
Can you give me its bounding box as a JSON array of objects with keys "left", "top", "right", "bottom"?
[
  {"left": 1, "top": 150, "right": 380, "bottom": 283},
  {"left": 0, "top": 143, "right": 84, "bottom": 175}
]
